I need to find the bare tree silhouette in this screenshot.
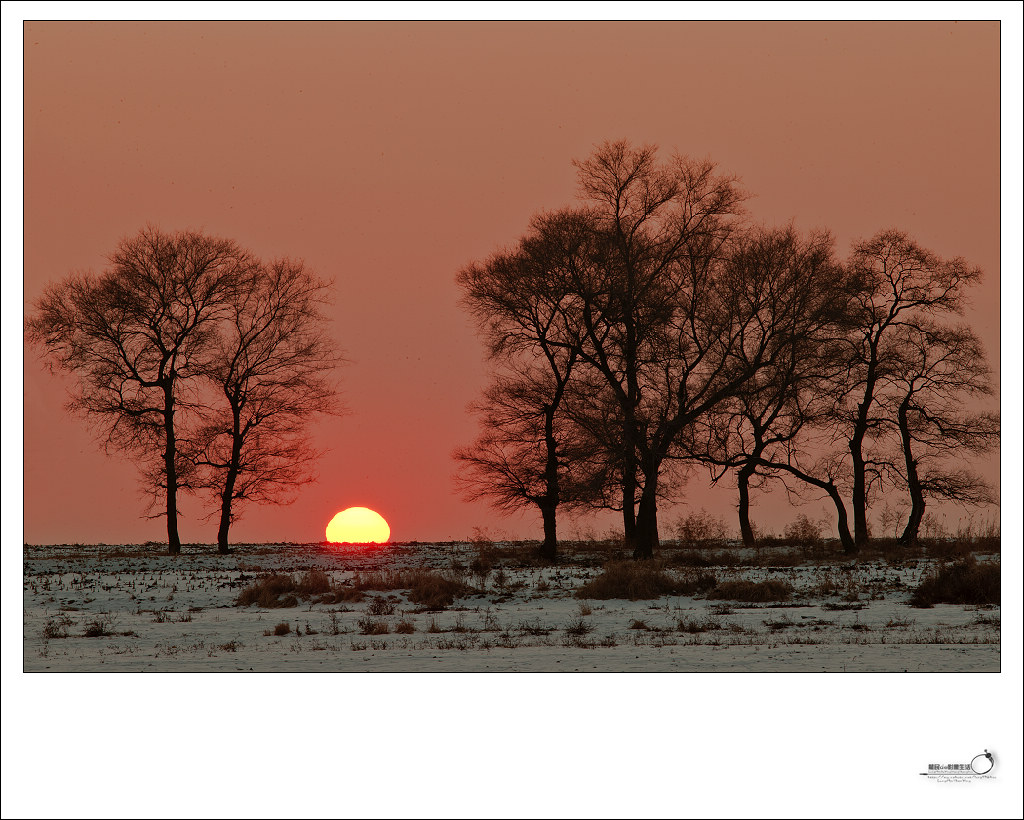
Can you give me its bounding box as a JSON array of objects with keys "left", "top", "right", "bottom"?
[
  {"left": 190, "top": 258, "right": 343, "bottom": 553},
  {"left": 27, "top": 226, "right": 250, "bottom": 553},
  {"left": 688, "top": 226, "right": 853, "bottom": 546},
  {"left": 880, "top": 321, "right": 998, "bottom": 545},
  {"left": 455, "top": 210, "right": 595, "bottom": 558}
]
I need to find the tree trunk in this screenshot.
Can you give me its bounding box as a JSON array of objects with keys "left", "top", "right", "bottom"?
[
  {"left": 849, "top": 434, "right": 869, "bottom": 548},
  {"left": 536, "top": 406, "right": 559, "bottom": 561},
  {"left": 826, "top": 484, "right": 856, "bottom": 554},
  {"left": 217, "top": 419, "right": 245, "bottom": 554},
  {"left": 621, "top": 463, "right": 637, "bottom": 547},
  {"left": 538, "top": 502, "right": 558, "bottom": 561},
  {"left": 632, "top": 474, "right": 660, "bottom": 560},
  {"left": 163, "top": 384, "right": 181, "bottom": 555},
  {"left": 897, "top": 399, "right": 925, "bottom": 546},
  {"left": 737, "top": 462, "right": 756, "bottom": 547}
]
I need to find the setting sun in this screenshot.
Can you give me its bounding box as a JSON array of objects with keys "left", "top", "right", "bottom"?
[{"left": 326, "top": 507, "right": 391, "bottom": 544}]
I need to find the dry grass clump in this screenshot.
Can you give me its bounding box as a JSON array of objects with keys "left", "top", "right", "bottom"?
[
  {"left": 357, "top": 617, "right": 390, "bottom": 635},
  {"left": 395, "top": 619, "right": 416, "bottom": 634},
  {"left": 82, "top": 615, "right": 115, "bottom": 637},
  {"left": 910, "top": 557, "right": 1000, "bottom": 608},
  {"left": 354, "top": 568, "right": 474, "bottom": 609},
  {"left": 575, "top": 560, "right": 696, "bottom": 601},
  {"left": 236, "top": 570, "right": 359, "bottom": 607},
  {"left": 236, "top": 574, "right": 301, "bottom": 608},
  {"left": 264, "top": 621, "right": 291, "bottom": 636},
  {"left": 406, "top": 571, "right": 474, "bottom": 609},
  {"left": 707, "top": 579, "right": 794, "bottom": 602}
]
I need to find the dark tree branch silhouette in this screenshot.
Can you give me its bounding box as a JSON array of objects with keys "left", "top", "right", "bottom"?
[
  {"left": 26, "top": 226, "right": 251, "bottom": 553},
  {"left": 190, "top": 258, "right": 344, "bottom": 553},
  {"left": 455, "top": 210, "right": 596, "bottom": 558},
  {"left": 688, "top": 225, "right": 854, "bottom": 546},
  {"left": 880, "top": 321, "right": 998, "bottom": 545}
]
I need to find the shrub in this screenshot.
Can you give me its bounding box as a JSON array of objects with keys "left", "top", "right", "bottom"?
[
  {"left": 296, "top": 569, "right": 332, "bottom": 596},
  {"left": 783, "top": 514, "right": 824, "bottom": 553},
  {"left": 910, "top": 557, "right": 1000, "bottom": 608},
  {"left": 236, "top": 574, "right": 301, "bottom": 608},
  {"left": 366, "top": 596, "right": 397, "bottom": 616},
  {"left": 357, "top": 617, "right": 390, "bottom": 635},
  {"left": 675, "top": 509, "right": 729, "bottom": 547},
  {"left": 676, "top": 617, "right": 722, "bottom": 633},
  {"left": 676, "top": 569, "right": 718, "bottom": 595},
  {"left": 264, "top": 622, "right": 291, "bottom": 636},
  {"left": 564, "top": 618, "right": 594, "bottom": 637},
  {"left": 236, "top": 571, "right": 346, "bottom": 607},
  {"left": 42, "top": 614, "right": 73, "bottom": 640},
  {"left": 395, "top": 619, "right": 416, "bottom": 634},
  {"left": 406, "top": 571, "right": 473, "bottom": 610},
  {"left": 708, "top": 579, "right": 794, "bottom": 602},
  {"left": 575, "top": 560, "right": 693, "bottom": 600},
  {"left": 82, "top": 615, "right": 114, "bottom": 637}
]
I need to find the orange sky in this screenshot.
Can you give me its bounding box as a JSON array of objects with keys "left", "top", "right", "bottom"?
[{"left": 20, "top": 20, "right": 1005, "bottom": 544}]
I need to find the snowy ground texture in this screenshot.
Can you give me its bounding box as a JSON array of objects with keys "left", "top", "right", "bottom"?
[{"left": 23, "top": 541, "right": 1000, "bottom": 672}]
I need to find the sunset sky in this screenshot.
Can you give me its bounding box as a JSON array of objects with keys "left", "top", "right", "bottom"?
[{"left": 16, "top": 19, "right": 1011, "bottom": 546}]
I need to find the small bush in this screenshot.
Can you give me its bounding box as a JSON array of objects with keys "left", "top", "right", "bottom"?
[
  {"left": 365, "top": 596, "right": 397, "bottom": 616},
  {"left": 708, "top": 579, "right": 794, "bottom": 602},
  {"left": 263, "top": 621, "right": 291, "bottom": 636},
  {"left": 353, "top": 569, "right": 473, "bottom": 609},
  {"left": 676, "top": 617, "right": 722, "bottom": 633},
  {"left": 675, "top": 509, "right": 729, "bottom": 547},
  {"left": 564, "top": 618, "right": 594, "bottom": 636},
  {"left": 406, "top": 571, "right": 473, "bottom": 610},
  {"left": 42, "top": 614, "right": 73, "bottom": 640},
  {"left": 82, "top": 616, "right": 114, "bottom": 637},
  {"left": 357, "top": 617, "right": 390, "bottom": 635},
  {"left": 296, "top": 569, "right": 332, "bottom": 596},
  {"left": 395, "top": 619, "right": 416, "bottom": 634},
  {"left": 237, "top": 574, "right": 301, "bottom": 608},
  {"left": 783, "top": 514, "right": 824, "bottom": 553},
  {"left": 910, "top": 557, "right": 1000, "bottom": 608},
  {"left": 237, "top": 571, "right": 344, "bottom": 607},
  {"left": 575, "top": 560, "right": 692, "bottom": 601}
]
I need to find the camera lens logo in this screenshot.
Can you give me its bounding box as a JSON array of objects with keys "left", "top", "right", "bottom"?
[{"left": 970, "top": 750, "right": 994, "bottom": 775}]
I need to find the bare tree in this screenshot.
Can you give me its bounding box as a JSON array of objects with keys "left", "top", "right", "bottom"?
[
  {"left": 455, "top": 210, "right": 595, "bottom": 559},
  {"left": 832, "top": 230, "right": 982, "bottom": 548},
  {"left": 568, "top": 141, "right": 811, "bottom": 559},
  {"left": 732, "top": 230, "right": 987, "bottom": 552},
  {"left": 689, "top": 225, "right": 853, "bottom": 546},
  {"left": 26, "top": 226, "right": 250, "bottom": 553},
  {"left": 190, "top": 259, "right": 343, "bottom": 553},
  {"left": 880, "top": 321, "right": 998, "bottom": 545}
]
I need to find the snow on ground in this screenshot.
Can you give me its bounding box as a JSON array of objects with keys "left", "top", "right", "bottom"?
[{"left": 22, "top": 542, "right": 1000, "bottom": 672}]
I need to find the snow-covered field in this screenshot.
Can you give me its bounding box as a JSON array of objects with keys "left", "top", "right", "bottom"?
[{"left": 22, "top": 542, "right": 1000, "bottom": 672}]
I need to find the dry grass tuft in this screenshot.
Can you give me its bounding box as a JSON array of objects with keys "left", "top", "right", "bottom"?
[
  {"left": 395, "top": 619, "right": 416, "bottom": 634},
  {"left": 573, "top": 561, "right": 716, "bottom": 601},
  {"left": 236, "top": 570, "right": 356, "bottom": 607},
  {"left": 910, "top": 557, "right": 1000, "bottom": 608},
  {"left": 575, "top": 560, "right": 697, "bottom": 600},
  {"left": 408, "top": 571, "right": 474, "bottom": 609},
  {"left": 707, "top": 579, "right": 794, "bottom": 602},
  {"left": 236, "top": 575, "right": 302, "bottom": 608},
  {"left": 357, "top": 617, "right": 390, "bottom": 635}
]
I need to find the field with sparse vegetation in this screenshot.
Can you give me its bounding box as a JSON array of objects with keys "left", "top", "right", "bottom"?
[{"left": 23, "top": 526, "right": 1000, "bottom": 672}]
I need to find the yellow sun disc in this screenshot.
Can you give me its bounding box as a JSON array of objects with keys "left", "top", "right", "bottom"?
[{"left": 326, "top": 507, "right": 390, "bottom": 544}]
